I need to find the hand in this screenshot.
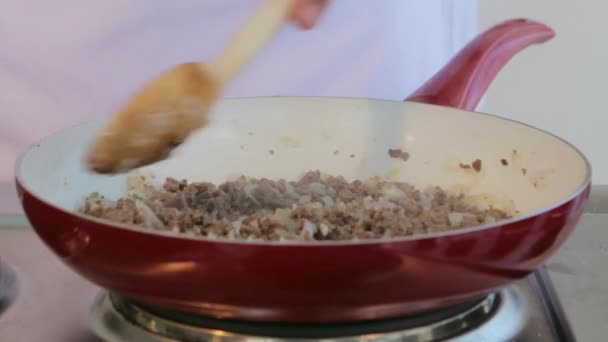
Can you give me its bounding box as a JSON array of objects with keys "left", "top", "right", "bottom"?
[{"left": 289, "top": 0, "right": 329, "bottom": 30}]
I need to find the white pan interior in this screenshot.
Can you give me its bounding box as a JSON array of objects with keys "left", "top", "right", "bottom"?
[{"left": 17, "top": 97, "right": 590, "bottom": 221}]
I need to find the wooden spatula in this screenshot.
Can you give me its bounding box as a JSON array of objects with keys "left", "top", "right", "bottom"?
[{"left": 86, "top": 0, "right": 294, "bottom": 173}]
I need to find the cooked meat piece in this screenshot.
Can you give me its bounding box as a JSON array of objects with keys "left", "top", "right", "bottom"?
[
  {"left": 81, "top": 171, "right": 511, "bottom": 242},
  {"left": 388, "top": 148, "right": 410, "bottom": 161},
  {"left": 472, "top": 159, "right": 482, "bottom": 172}
]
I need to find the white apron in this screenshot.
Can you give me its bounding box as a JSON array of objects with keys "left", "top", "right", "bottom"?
[{"left": 0, "top": 0, "right": 477, "bottom": 211}]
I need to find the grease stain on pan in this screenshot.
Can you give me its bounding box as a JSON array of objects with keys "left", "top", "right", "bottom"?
[
  {"left": 440, "top": 159, "right": 518, "bottom": 213},
  {"left": 462, "top": 193, "right": 516, "bottom": 214},
  {"left": 385, "top": 167, "right": 401, "bottom": 181},
  {"left": 440, "top": 159, "right": 515, "bottom": 213},
  {"left": 278, "top": 136, "right": 301, "bottom": 148},
  {"left": 441, "top": 159, "right": 487, "bottom": 185},
  {"left": 357, "top": 157, "right": 369, "bottom": 172},
  {"left": 509, "top": 149, "right": 555, "bottom": 189},
  {"left": 528, "top": 168, "right": 556, "bottom": 189},
  {"left": 510, "top": 149, "right": 527, "bottom": 176}
]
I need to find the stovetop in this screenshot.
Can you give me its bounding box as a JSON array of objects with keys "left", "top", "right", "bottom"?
[
  {"left": 4, "top": 217, "right": 606, "bottom": 341},
  {"left": 88, "top": 270, "right": 573, "bottom": 341}
]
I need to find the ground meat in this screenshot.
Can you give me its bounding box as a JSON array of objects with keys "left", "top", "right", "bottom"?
[
  {"left": 459, "top": 159, "right": 482, "bottom": 172},
  {"left": 388, "top": 148, "right": 410, "bottom": 161},
  {"left": 80, "top": 193, "right": 144, "bottom": 225},
  {"left": 472, "top": 159, "right": 482, "bottom": 172},
  {"left": 80, "top": 171, "right": 511, "bottom": 242}
]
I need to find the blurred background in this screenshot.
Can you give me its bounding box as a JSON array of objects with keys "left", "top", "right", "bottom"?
[
  {"left": 0, "top": 0, "right": 604, "bottom": 207},
  {"left": 480, "top": 1, "right": 606, "bottom": 183},
  {"left": 481, "top": 3, "right": 606, "bottom": 337}
]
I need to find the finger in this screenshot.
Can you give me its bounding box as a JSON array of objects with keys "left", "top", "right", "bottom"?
[{"left": 289, "top": 0, "right": 329, "bottom": 30}]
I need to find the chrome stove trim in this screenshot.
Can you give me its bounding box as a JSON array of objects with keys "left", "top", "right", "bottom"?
[
  {"left": 531, "top": 267, "right": 577, "bottom": 342},
  {"left": 90, "top": 288, "right": 531, "bottom": 342},
  {"left": 0, "top": 259, "right": 18, "bottom": 316}
]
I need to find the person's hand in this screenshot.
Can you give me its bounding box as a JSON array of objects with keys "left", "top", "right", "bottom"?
[{"left": 289, "top": 0, "right": 329, "bottom": 30}]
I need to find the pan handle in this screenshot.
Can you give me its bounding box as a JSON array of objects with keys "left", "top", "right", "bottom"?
[{"left": 405, "top": 18, "right": 555, "bottom": 111}]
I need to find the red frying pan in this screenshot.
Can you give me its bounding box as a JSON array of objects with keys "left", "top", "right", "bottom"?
[{"left": 15, "top": 19, "right": 591, "bottom": 323}]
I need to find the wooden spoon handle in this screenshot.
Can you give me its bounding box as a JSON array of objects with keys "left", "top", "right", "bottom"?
[{"left": 207, "top": 0, "right": 294, "bottom": 84}]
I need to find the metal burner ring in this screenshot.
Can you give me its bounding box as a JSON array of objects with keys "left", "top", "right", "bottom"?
[{"left": 90, "top": 292, "right": 507, "bottom": 342}]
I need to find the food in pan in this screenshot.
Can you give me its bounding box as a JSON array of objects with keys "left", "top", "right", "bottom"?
[{"left": 80, "top": 170, "right": 511, "bottom": 241}]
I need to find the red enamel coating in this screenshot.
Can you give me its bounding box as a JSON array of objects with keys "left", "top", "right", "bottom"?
[
  {"left": 17, "top": 18, "right": 590, "bottom": 323},
  {"left": 16, "top": 182, "right": 590, "bottom": 322},
  {"left": 406, "top": 18, "right": 555, "bottom": 110}
]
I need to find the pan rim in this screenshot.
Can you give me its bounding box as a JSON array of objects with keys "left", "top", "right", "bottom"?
[{"left": 14, "top": 96, "right": 593, "bottom": 247}]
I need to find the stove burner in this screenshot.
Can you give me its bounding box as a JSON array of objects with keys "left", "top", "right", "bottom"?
[
  {"left": 0, "top": 260, "right": 18, "bottom": 316},
  {"left": 90, "top": 288, "right": 529, "bottom": 341}
]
